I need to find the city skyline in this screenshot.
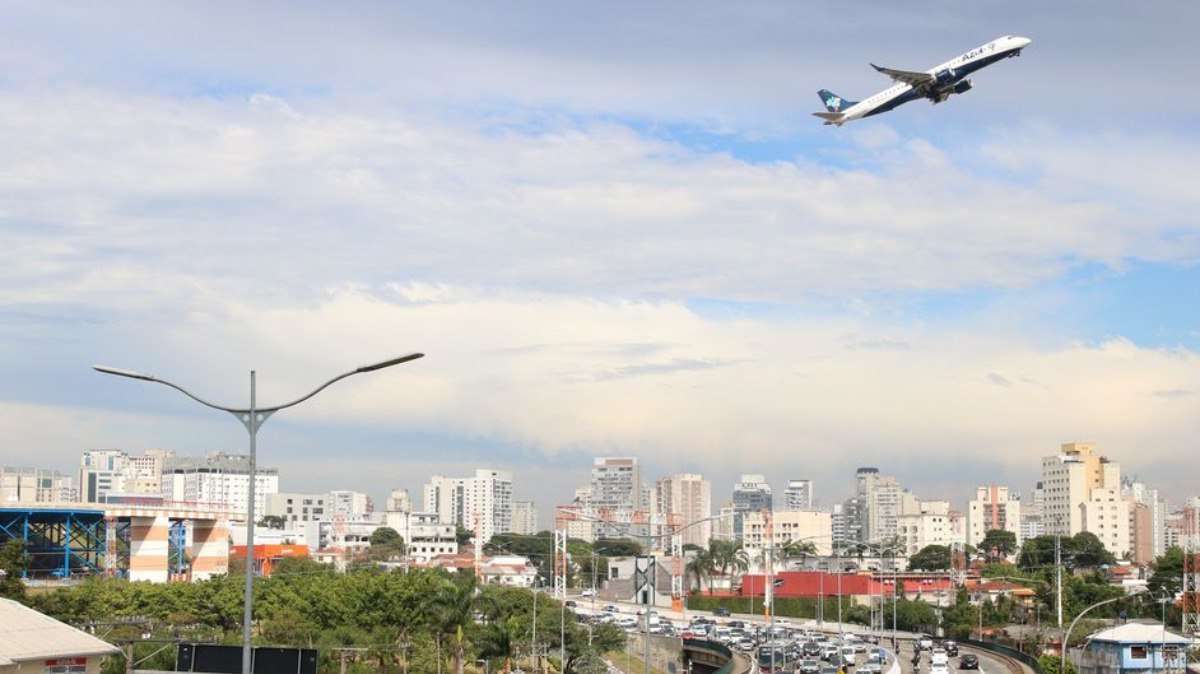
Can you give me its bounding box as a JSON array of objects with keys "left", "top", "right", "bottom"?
[{"left": 2, "top": 4, "right": 1199, "bottom": 522}]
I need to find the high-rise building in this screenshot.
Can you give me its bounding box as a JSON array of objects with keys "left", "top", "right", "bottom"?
[
  {"left": 712, "top": 501, "right": 736, "bottom": 541},
  {"left": 784, "top": 479, "right": 814, "bottom": 511},
  {"left": 856, "top": 467, "right": 918, "bottom": 542},
  {"left": 162, "top": 452, "right": 280, "bottom": 515},
  {"left": 512, "top": 501, "right": 538, "bottom": 535},
  {"left": 587, "top": 457, "right": 643, "bottom": 539},
  {"left": 79, "top": 449, "right": 129, "bottom": 503},
  {"left": 1124, "top": 480, "right": 1166, "bottom": 561},
  {"left": 896, "top": 500, "right": 957, "bottom": 556},
  {"left": 423, "top": 469, "right": 514, "bottom": 545},
  {"left": 732, "top": 474, "right": 773, "bottom": 540},
  {"left": 654, "top": 474, "right": 712, "bottom": 547},
  {"left": 966, "top": 485, "right": 1023, "bottom": 548},
  {"left": 0, "top": 467, "right": 74, "bottom": 504},
  {"left": 1040, "top": 442, "right": 1131, "bottom": 553},
  {"left": 834, "top": 497, "right": 865, "bottom": 548}
]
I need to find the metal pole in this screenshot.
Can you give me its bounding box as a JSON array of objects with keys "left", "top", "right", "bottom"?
[
  {"left": 560, "top": 600, "right": 565, "bottom": 674},
  {"left": 532, "top": 582, "right": 538, "bottom": 673},
  {"left": 242, "top": 371, "right": 257, "bottom": 674},
  {"left": 1056, "top": 532, "right": 1063, "bottom": 645}
]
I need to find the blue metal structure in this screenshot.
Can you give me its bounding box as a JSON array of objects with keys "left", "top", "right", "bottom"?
[
  {"left": 0, "top": 507, "right": 107, "bottom": 579},
  {"left": 169, "top": 519, "right": 188, "bottom": 577}
]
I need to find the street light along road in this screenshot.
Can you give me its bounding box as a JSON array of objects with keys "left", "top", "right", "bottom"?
[{"left": 93, "top": 352, "right": 424, "bottom": 674}]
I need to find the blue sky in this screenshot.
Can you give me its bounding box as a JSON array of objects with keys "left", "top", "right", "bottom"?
[{"left": 1, "top": 2, "right": 1198, "bottom": 520}]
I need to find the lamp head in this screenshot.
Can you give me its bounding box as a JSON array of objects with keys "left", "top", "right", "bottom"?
[
  {"left": 356, "top": 353, "right": 424, "bottom": 373},
  {"left": 93, "top": 365, "right": 157, "bottom": 382}
]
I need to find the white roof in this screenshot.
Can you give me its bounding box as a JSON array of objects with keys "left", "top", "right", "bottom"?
[
  {"left": 1088, "top": 622, "right": 1192, "bottom": 645},
  {"left": 0, "top": 598, "right": 120, "bottom": 665}
]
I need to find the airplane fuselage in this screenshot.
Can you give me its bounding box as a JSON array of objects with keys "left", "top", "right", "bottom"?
[{"left": 821, "top": 35, "right": 1031, "bottom": 125}]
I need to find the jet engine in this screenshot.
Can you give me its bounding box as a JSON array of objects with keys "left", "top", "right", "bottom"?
[
  {"left": 952, "top": 80, "right": 973, "bottom": 94},
  {"left": 933, "top": 68, "right": 956, "bottom": 84}
]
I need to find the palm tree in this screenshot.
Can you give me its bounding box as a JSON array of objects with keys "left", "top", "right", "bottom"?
[
  {"left": 685, "top": 549, "right": 714, "bottom": 594},
  {"left": 428, "top": 576, "right": 480, "bottom": 674},
  {"left": 780, "top": 540, "right": 818, "bottom": 569}
]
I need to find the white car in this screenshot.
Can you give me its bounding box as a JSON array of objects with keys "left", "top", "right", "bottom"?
[
  {"left": 581, "top": 588, "right": 595, "bottom": 597},
  {"left": 931, "top": 649, "right": 949, "bottom": 666},
  {"left": 930, "top": 664, "right": 950, "bottom": 674}
]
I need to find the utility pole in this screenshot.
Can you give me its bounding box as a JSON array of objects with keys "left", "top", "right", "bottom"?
[{"left": 1055, "top": 532, "right": 1063, "bottom": 645}]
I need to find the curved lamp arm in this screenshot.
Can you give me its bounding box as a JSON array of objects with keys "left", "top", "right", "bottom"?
[{"left": 94, "top": 353, "right": 424, "bottom": 415}]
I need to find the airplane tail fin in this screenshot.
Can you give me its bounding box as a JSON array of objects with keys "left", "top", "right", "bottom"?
[{"left": 817, "top": 89, "right": 857, "bottom": 113}]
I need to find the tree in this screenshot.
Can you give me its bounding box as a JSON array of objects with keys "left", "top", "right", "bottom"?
[
  {"left": 980, "top": 530, "right": 1018, "bottom": 562},
  {"left": 258, "top": 515, "right": 287, "bottom": 530},
  {"left": 455, "top": 525, "right": 474, "bottom": 547},
  {"left": 908, "top": 545, "right": 952, "bottom": 571},
  {"left": 685, "top": 549, "right": 714, "bottom": 594},
  {"left": 1070, "top": 532, "right": 1116, "bottom": 569},
  {"left": 593, "top": 538, "right": 642, "bottom": 557},
  {"left": 1147, "top": 547, "right": 1184, "bottom": 597},
  {"left": 0, "top": 539, "right": 29, "bottom": 601},
  {"left": 781, "top": 540, "right": 818, "bottom": 568}
]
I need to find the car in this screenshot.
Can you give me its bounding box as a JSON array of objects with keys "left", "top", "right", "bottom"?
[
  {"left": 799, "top": 659, "right": 821, "bottom": 674},
  {"left": 930, "top": 664, "right": 950, "bottom": 674},
  {"left": 565, "top": 600, "right": 577, "bottom": 608},
  {"left": 819, "top": 667, "right": 838, "bottom": 674},
  {"left": 603, "top": 605, "right": 619, "bottom": 613},
  {"left": 713, "top": 607, "right": 731, "bottom": 617},
  {"left": 859, "top": 663, "right": 882, "bottom": 674},
  {"left": 944, "top": 641, "right": 959, "bottom": 657},
  {"left": 931, "top": 649, "right": 949, "bottom": 666},
  {"left": 959, "top": 655, "right": 979, "bottom": 670},
  {"left": 803, "top": 642, "right": 822, "bottom": 656},
  {"left": 918, "top": 635, "right": 934, "bottom": 651},
  {"left": 581, "top": 588, "right": 595, "bottom": 597}
]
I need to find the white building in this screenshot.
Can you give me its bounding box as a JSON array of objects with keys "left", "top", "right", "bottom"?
[
  {"left": 586, "top": 457, "right": 644, "bottom": 540},
  {"left": 423, "top": 469, "right": 513, "bottom": 545},
  {"left": 966, "top": 485, "right": 1023, "bottom": 548},
  {"left": 382, "top": 511, "right": 459, "bottom": 559},
  {"left": 857, "top": 467, "right": 919, "bottom": 542},
  {"left": 741, "top": 509, "right": 833, "bottom": 562},
  {"left": 0, "top": 467, "right": 74, "bottom": 504},
  {"left": 784, "top": 479, "right": 814, "bottom": 511},
  {"left": 265, "top": 492, "right": 328, "bottom": 525},
  {"left": 654, "top": 473, "right": 712, "bottom": 548},
  {"left": 511, "top": 500, "right": 538, "bottom": 535},
  {"left": 161, "top": 452, "right": 279, "bottom": 516},
  {"left": 386, "top": 488, "right": 413, "bottom": 513},
  {"left": 329, "top": 490, "right": 371, "bottom": 517},
  {"left": 896, "top": 500, "right": 957, "bottom": 556},
  {"left": 1041, "top": 442, "right": 1131, "bottom": 553}
]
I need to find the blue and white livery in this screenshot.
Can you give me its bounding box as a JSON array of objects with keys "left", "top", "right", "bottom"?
[{"left": 814, "top": 35, "right": 1032, "bottom": 126}]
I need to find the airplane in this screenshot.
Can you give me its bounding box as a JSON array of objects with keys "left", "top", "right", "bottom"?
[{"left": 814, "top": 35, "right": 1031, "bottom": 126}]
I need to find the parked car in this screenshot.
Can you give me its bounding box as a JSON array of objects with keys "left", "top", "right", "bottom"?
[{"left": 959, "top": 655, "right": 979, "bottom": 670}]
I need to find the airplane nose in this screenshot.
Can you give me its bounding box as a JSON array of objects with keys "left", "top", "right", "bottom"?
[{"left": 1014, "top": 36, "right": 1032, "bottom": 48}]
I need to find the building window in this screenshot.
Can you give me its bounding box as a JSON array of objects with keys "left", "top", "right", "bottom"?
[{"left": 1129, "top": 646, "right": 1148, "bottom": 660}]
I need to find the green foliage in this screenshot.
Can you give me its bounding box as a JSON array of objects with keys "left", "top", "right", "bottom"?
[
  {"left": 980, "top": 530, "right": 1018, "bottom": 561},
  {"left": 1018, "top": 533, "right": 1115, "bottom": 573},
  {"left": 1147, "top": 547, "right": 1184, "bottom": 597},
  {"left": 0, "top": 539, "right": 30, "bottom": 602},
  {"left": 908, "top": 545, "right": 952, "bottom": 571},
  {"left": 35, "top": 566, "right": 623, "bottom": 674},
  {"left": 1038, "top": 655, "right": 1077, "bottom": 674},
  {"left": 594, "top": 538, "right": 643, "bottom": 557},
  {"left": 258, "top": 515, "right": 287, "bottom": 530}
]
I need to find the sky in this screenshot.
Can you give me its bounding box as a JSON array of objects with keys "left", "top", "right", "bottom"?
[{"left": 2, "top": 2, "right": 1199, "bottom": 524}]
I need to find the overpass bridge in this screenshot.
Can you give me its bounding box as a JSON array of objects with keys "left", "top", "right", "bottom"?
[{"left": 0, "top": 501, "right": 239, "bottom": 582}]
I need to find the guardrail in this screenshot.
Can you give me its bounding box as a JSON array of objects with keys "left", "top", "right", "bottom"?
[{"left": 961, "top": 638, "right": 1042, "bottom": 674}]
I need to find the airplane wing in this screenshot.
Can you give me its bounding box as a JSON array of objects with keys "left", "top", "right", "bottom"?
[{"left": 870, "top": 63, "right": 933, "bottom": 88}]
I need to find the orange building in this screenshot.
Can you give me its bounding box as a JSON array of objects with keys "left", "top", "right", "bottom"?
[{"left": 230, "top": 544, "right": 308, "bottom": 578}]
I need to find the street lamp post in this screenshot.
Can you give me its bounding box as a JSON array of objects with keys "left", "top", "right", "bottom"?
[
  {"left": 1061, "top": 593, "right": 1139, "bottom": 674},
  {"left": 94, "top": 353, "right": 424, "bottom": 674}
]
